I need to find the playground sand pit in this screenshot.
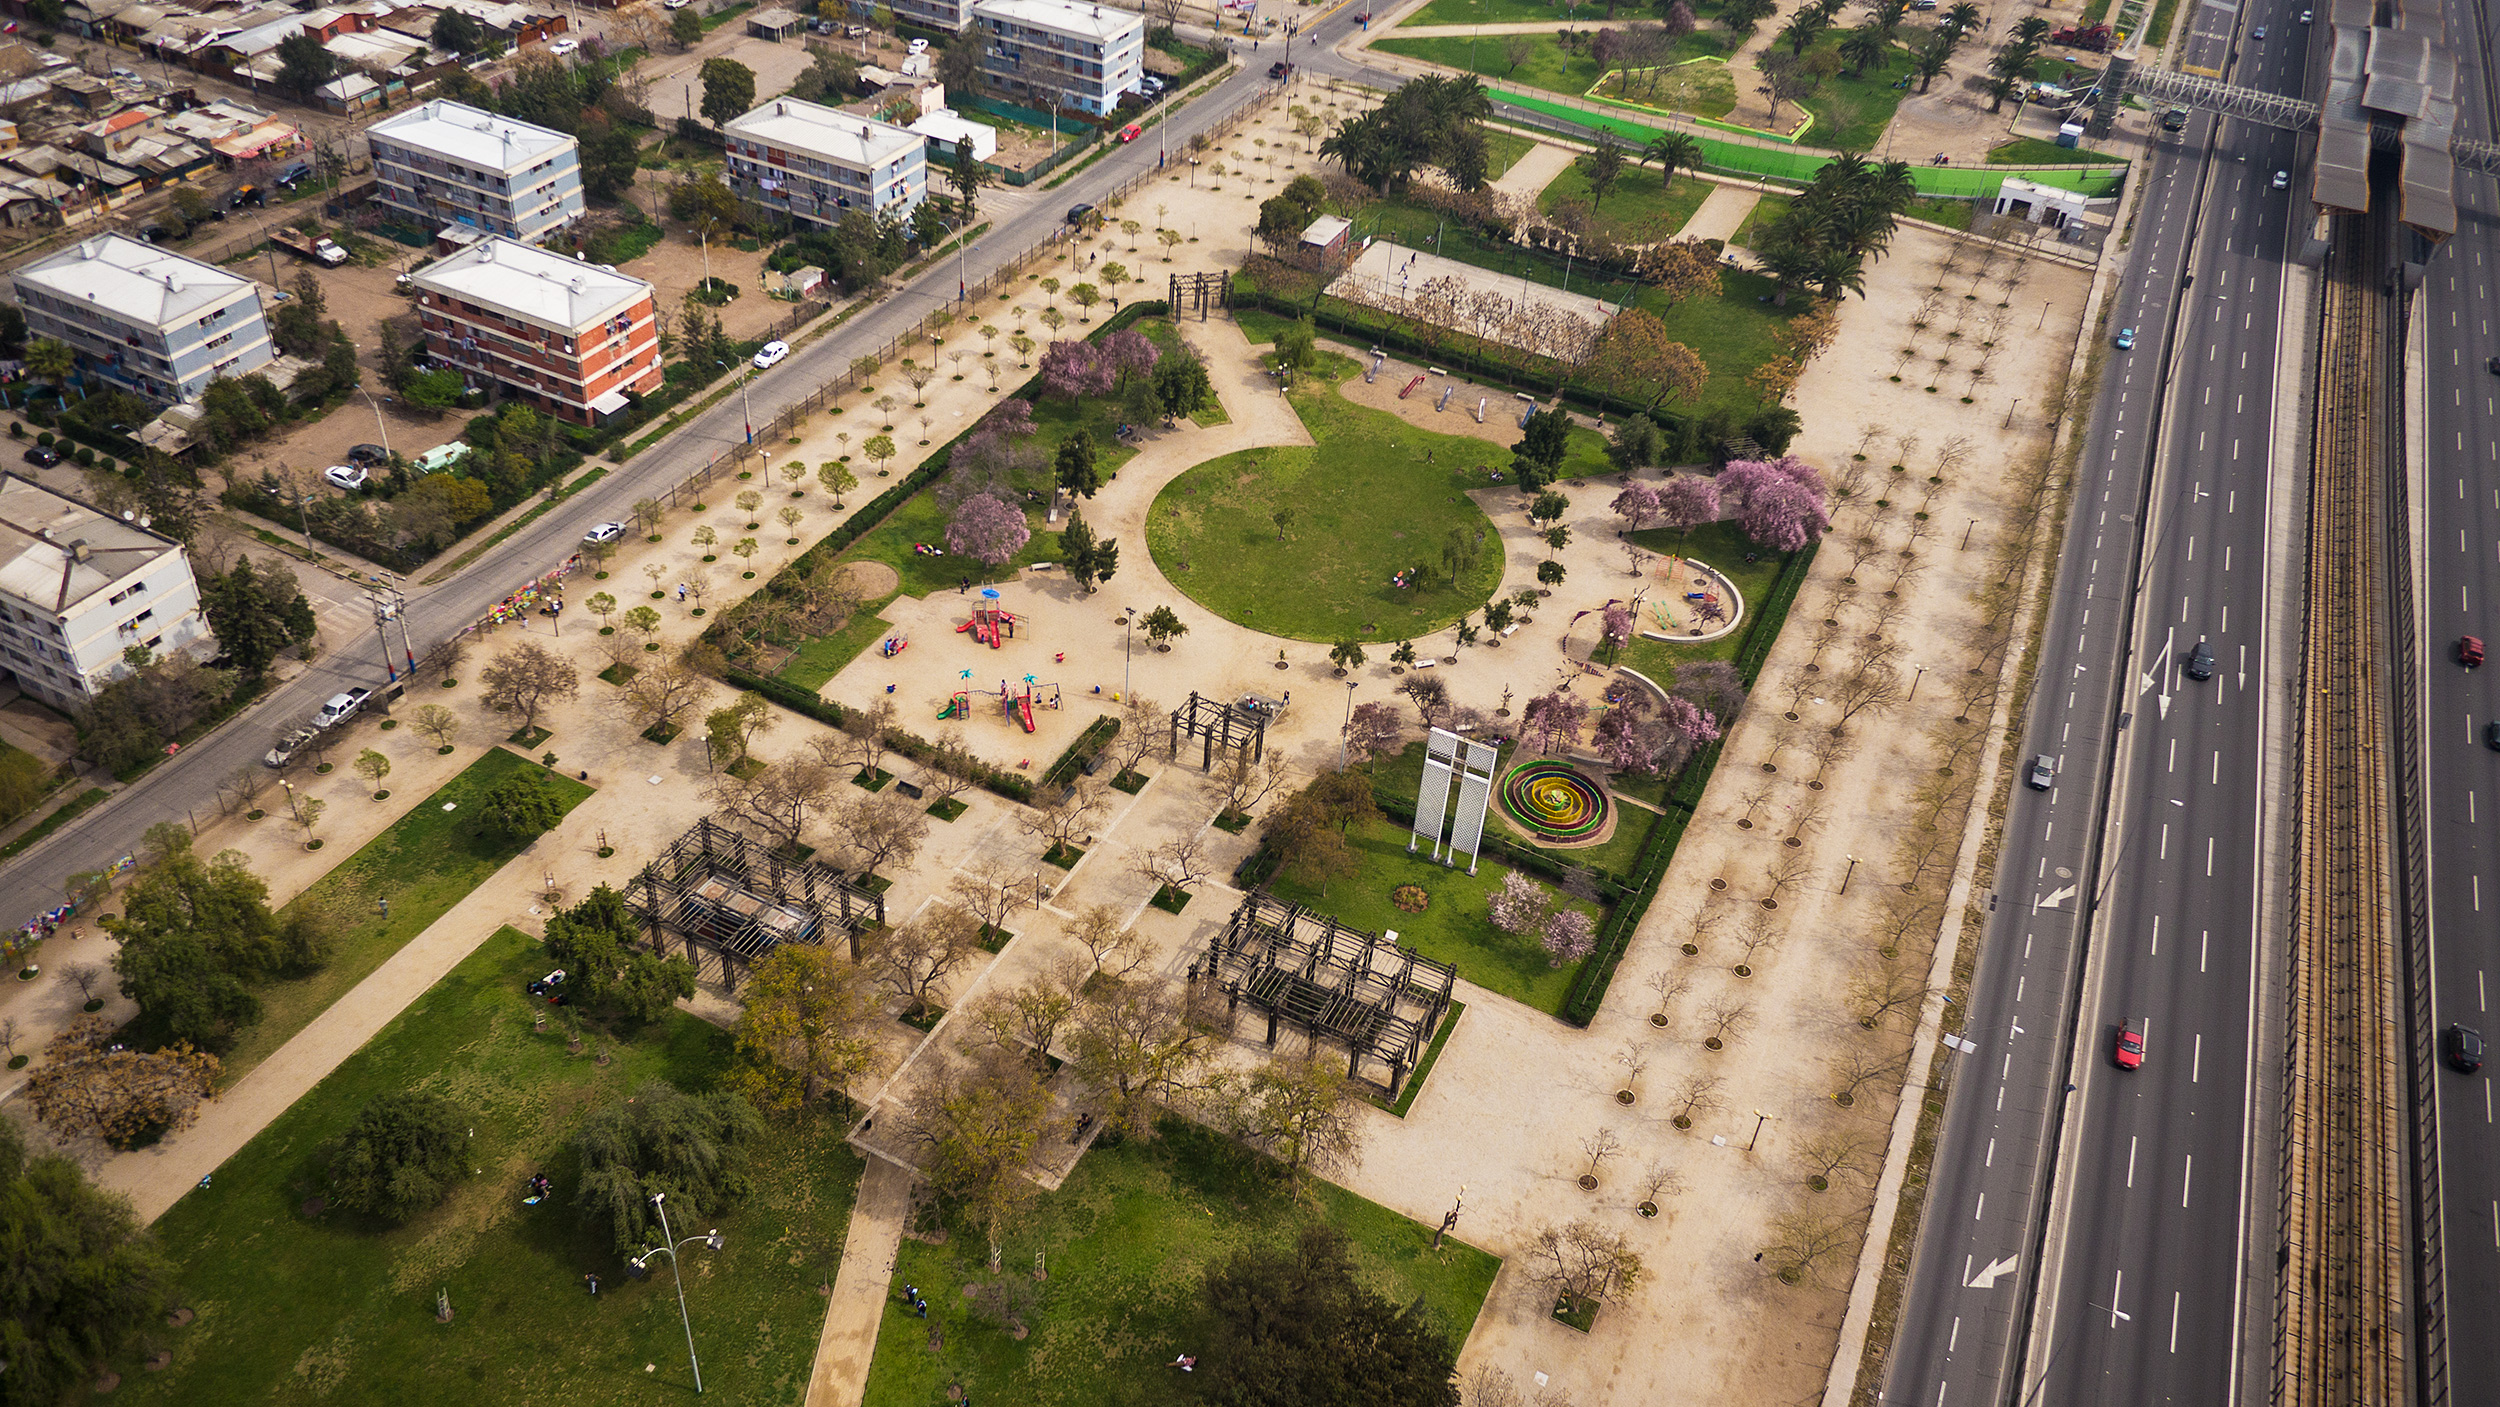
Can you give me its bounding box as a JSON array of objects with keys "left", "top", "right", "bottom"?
[
  {"left": 838, "top": 560, "right": 902, "bottom": 600},
  {"left": 1636, "top": 553, "right": 1742, "bottom": 642},
  {"left": 823, "top": 574, "right": 1099, "bottom": 775},
  {"left": 1327, "top": 240, "right": 1623, "bottom": 358}
]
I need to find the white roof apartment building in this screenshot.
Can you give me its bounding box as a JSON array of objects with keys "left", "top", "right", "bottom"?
[
  {"left": 0, "top": 473, "right": 212, "bottom": 713},
  {"left": 972, "top": 0, "right": 1144, "bottom": 117},
  {"left": 410, "top": 236, "right": 663, "bottom": 426},
  {"left": 367, "top": 100, "right": 586, "bottom": 246},
  {"left": 10, "top": 233, "right": 274, "bottom": 405},
  {"left": 723, "top": 98, "right": 928, "bottom": 231}
]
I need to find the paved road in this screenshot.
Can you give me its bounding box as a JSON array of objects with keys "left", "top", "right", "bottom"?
[
  {"left": 2418, "top": 0, "right": 2500, "bottom": 1397},
  {"left": 0, "top": 48, "right": 1299, "bottom": 923},
  {"left": 1882, "top": 4, "right": 2312, "bottom": 1403}
]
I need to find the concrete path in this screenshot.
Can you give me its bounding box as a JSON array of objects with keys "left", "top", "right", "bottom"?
[
  {"left": 1676, "top": 183, "right": 1764, "bottom": 244},
  {"left": 1489, "top": 139, "right": 1576, "bottom": 202},
  {"left": 805, "top": 1157, "right": 914, "bottom": 1407}
]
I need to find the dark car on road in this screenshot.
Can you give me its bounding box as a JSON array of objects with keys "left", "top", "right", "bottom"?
[
  {"left": 23, "top": 444, "right": 58, "bottom": 466},
  {"left": 346, "top": 443, "right": 389, "bottom": 466},
  {"left": 2184, "top": 641, "right": 2215, "bottom": 680},
  {"left": 2462, "top": 635, "right": 2485, "bottom": 667},
  {"left": 2446, "top": 1023, "right": 2485, "bottom": 1073},
  {"left": 2485, "top": 721, "right": 2500, "bottom": 752}
]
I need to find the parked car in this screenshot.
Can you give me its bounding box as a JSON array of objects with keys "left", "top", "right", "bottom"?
[
  {"left": 2113, "top": 1025, "right": 2145, "bottom": 1070},
  {"left": 2114, "top": 326, "right": 2136, "bottom": 350},
  {"left": 1140, "top": 74, "right": 1166, "bottom": 94},
  {"left": 23, "top": 444, "right": 59, "bottom": 467},
  {"left": 752, "top": 339, "right": 791, "bottom": 370},
  {"left": 582, "top": 521, "right": 627, "bottom": 545},
  {"left": 2485, "top": 720, "right": 2500, "bottom": 751},
  {"left": 264, "top": 725, "right": 317, "bottom": 768},
  {"left": 809, "top": 18, "right": 836, "bottom": 33},
  {"left": 229, "top": 183, "right": 264, "bottom": 208},
  {"left": 665, "top": 0, "right": 691, "bottom": 8},
  {"left": 1268, "top": 61, "right": 1296, "bottom": 80},
  {"left": 322, "top": 464, "right": 369, "bottom": 490},
  {"left": 907, "top": 36, "right": 928, "bottom": 53},
  {"left": 2446, "top": 1023, "right": 2485, "bottom": 1073},
  {"left": 276, "top": 161, "right": 313, "bottom": 189},
  {"left": 2184, "top": 640, "right": 2215, "bottom": 680},
  {"left": 313, "top": 687, "right": 372, "bottom": 730},
  {"left": 2460, "top": 635, "right": 2485, "bottom": 667},
  {"left": 346, "top": 443, "right": 389, "bottom": 466},
  {"left": 1066, "top": 203, "right": 1097, "bottom": 227},
  {"left": 845, "top": 23, "right": 869, "bottom": 36},
  {"left": 1116, "top": 121, "right": 1142, "bottom": 143},
  {"left": 136, "top": 223, "right": 173, "bottom": 244},
  {"left": 2025, "top": 754, "right": 2055, "bottom": 791}
]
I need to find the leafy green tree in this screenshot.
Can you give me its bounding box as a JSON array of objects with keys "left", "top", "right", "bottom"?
[
  {"left": 1718, "top": 0, "right": 1777, "bottom": 37},
  {"left": 1273, "top": 316, "right": 1317, "bottom": 373},
  {"left": 1061, "top": 508, "right": 1120, "bottom": 592},
  {"left": 107, "top": 829, "right": 285, "bottom": 1048},
  {"left": 199, "top": 555, "right": 316, "bottom": 676},
  {"left": 1194, "top": 1224, "right": 1459, "bottom": 1406},
  {"left": 1512, "top": 407, "right": 1572, "bottom": 489},
  {"left": 1581, "top": 132, "right": 1626, "bottom": 212},
  {"left": 668, "top": 172, "right": 740, "bottom": 241},
  {"left": 704, "top": 690, "right": 773, "bottom": 768},
  {"left": 1643, "top": 131, "right": 1703, "bottom": 189},
  {"left": 482, "top": 766, "right": 565, "bottom": 839},
  {"left": 402, "top": 367, "right": 466, "bottom": 410},
  {"left": 26, "top": 1013, "right": 221, "bottom": 1150},
  {"left": 273, "top": 30, "right": 337, "bottom": 100},
  {"left": 0, "top": 1113, "right": 176, "bottom": 1400},
  {"left": 578, "top": 109, "right": 643, "bottom": 200},
  {"left": 948, "top": 142, "right": 984, "bottom": 222},
  {"left": 1839, "top": 24, "right": 1891, "bottom": 78},
  {"left": 669, "top": 7, "right": 701, "bottom": 45},
  {"left": 1151, "top": 343, "right": 1215, "bottom": 417},
  {"left": 541, "top": 884, "right": 695, "bottom": 1026},
  {"left": 1142, "top": 604, "right": 1188, "bottom": 648},
  {"left": 573, "top": 1079, "right": 760, "bottom": 1256},
  {"left": 699, "top": 57, "right": 756, "bottom": 126},
  {"left": 727, "top": 944, "right": 881, "bottom": 1114},
  {"left": 430, "top": 9, "right": 484, "bottom": 54},
  {"left": 902, "top": 1042, "right": 1067, "bottom": 1264},
  {"left": 1054, "top": 429, "right": 1101, "bottom": 499},
  {"left": 1328, "top": 639, "right": 1366, "bottom": 672},
  {"left": 325, "top": 1092, "right": 468, "bottom": 1221}
]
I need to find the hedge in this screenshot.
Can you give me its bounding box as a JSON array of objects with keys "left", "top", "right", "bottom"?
[
  {"left": 1561, "top": 803, "right": 1688, "bottom": 1025},
  {"left": 1040, "top": 714, "right": 1120, "bottom": 790},
  {"left": 720, "top": 661, "right": 1036, "bottom": 805}
]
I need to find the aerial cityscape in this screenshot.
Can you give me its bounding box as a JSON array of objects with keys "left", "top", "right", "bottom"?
[{"left": 0, "top": 0, "right": 2468, "bottom": 1402}]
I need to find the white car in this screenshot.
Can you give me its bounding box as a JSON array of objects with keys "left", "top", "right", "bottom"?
[
  {"left": 582, "top": 521, "right": 627, "bottom": 545},
  {"left": 549, "top": 37, "right": 578, "bottom": 55},
  {"left": 907, "top": 36, "right": 929, "bottom": 54},
  {"left": 323, "top": 463, "right": 368, "bottom": 490},
  {"left": 2272, "top": 169, "right": 2290, "bottom": 189},
  {"left": 665, "top": 0, "right": 690, "bottom": 7},
  {"left": 752, "top": 340, "right": 791, "bottom": 370}
]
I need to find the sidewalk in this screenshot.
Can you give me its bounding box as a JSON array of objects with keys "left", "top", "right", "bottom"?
[{"left": 804, "top": 1157, "right": 913, "bottom": 1407}]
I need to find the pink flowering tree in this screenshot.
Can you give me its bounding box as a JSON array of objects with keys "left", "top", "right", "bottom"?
[
  {"left": 1100, "top": 329, "right": 1161, "bottom": 386},
  {"left": 1654, "top": 475, "right": 1721, "bottom": 533},
  {"left": 1720, "top": 457, "right": 1830, "bottom": 552},
  {"left": 1543, "top": 909, "right": 1597, "bottom": 967},
  {"left": 1521, "top": 691, "right": 1590, "bottom": 755},
  {"left": 1342, "top": 700, "right": 1404, "bottom": 766},
  {"left": 1038, "top": 340, "right": 1114, "bottom": 401},
  {"left": 1610, "top": 482, "right": 1664, "bottom": 535},
  {"left": 1593, "top": 698, "right": 1660, "bottom": 773},
  {"left": 1599, "top": 603, "right": 1634, "bottom": 661},
  {"left": 1488, "top": 870, "right": 1554, "bottom": 940},
  {"left": 978, "top": 397, "right": 1036, "bottom": 440},
  {"left": 946, "top": 493, "right": 1030, "bottom": 566},
  {"left": 1658, "top": 695, "right": 1720, "bottom": 747}
]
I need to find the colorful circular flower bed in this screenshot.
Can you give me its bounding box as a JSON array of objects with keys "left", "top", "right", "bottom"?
[{"left": 1500, "top": 762, "right": 1609, "bottom": 842}]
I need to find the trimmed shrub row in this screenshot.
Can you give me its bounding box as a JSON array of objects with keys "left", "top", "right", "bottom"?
[
  {"left": 719, "top": 662, "right": 1038, "bottom": 805},
  {"left": 1040, "top": 714, "right": 1120, "bottom": 791}
]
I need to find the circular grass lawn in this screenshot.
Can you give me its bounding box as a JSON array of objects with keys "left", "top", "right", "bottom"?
[{"left": 1143, "top": 395, "right": 1508, "bottom": 643}]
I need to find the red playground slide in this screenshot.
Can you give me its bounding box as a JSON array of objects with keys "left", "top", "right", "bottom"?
[
  {"left": 1013, "top": 692, "right": 1036, "bottom": 732},
  {"left": 1398, "top": 373, "right": 1425, "bottom": 399}
]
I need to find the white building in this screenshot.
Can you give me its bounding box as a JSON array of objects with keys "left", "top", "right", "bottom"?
[
  {"left": 887, "top": 0, "right": 972, "bottom": 31},
  {"left": 908, "top": 108, "right": 998, "bottom": 163},
  {"left": 0, "top": 473, "right": 213, "bottom": 712},
  {"left": 10, "top": 233, "right": 274, "bottom": 404},
  {"left": 367, "top": 100, "right": 586, "bottom": 246},
  {"left": 970, "top": 0, "right": 1145, "bottom": 116},
  {"left": 723, "top": 98, "right": 928, "bottom": 229}
]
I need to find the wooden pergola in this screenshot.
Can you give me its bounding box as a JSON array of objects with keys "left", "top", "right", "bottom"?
[
  {"left": 1202, "top": 891, "right": 1457, "bottom": 1098},
  {"left": 625, "top": 818, "right": 885, "bottom": 993}
]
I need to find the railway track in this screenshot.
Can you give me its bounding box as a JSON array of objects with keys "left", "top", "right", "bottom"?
[{"left": 2275, "top": 205, "right": 2409, "bottom": 1405}]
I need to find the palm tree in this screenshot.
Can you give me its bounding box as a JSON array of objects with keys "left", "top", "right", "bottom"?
[
  {"left": 1644, "top": 132, "right": 1705, "bottom": 191},
  {"left": 1839, "top": 25, "right": 1890, "bottom": 78},
  {"left": 1810, "top": 249, "right": 1868, "bottom": 301},
  {"left": 1911, "top": 34, "right": 1954, "bottom": 91},
  {"left": 1940, "top": 2, "right": 1982, "bottom": 49},
  {"left": 25, "top": 338, "right": 74, "bottom": 397},
  {"left": 1777, "top": 10, "right": 1825, "bottom": 56}
]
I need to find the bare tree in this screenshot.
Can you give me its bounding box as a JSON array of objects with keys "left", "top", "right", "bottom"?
[
  {"left": 479, "top": 640, "right": 580, "bottom": 734},
  {"left": 61, "top": 961, "right": 106, "bottom": 1004},
  {"left": 1805, "top": 730, "right": 1859, "bottom": 789},
  {"left": 1135, "top": 832, "right": 1213, "bottom": 897},
  {"left": 949, "top": 856, "right": 1039, "bottom": 944},
  {"left": 1018, "top": 782, "right": 1106, "bottom": 859},
  {"left": 1892, "top": 824, "right": 1956, "bottom": 892},
  {"left": 967, "top": 952, "right": 1090, "bottom": 1065},
  {"left": 1614, "top": 1041, "right": 1650, "bottom": 1098},
  {"left": 1524, "top": 1219, "right": 1644, "bottom": 1308},
  {"left": 839, "top": 696, "right": 898, "bottom": 780},
  {"left": 1785, "top": 794, "right": 1826, "bottom": 847},
  {"left": 1830, "top": 664, "right": 1905, "bottom": 732},
  {"left": 1737, "top": 782, "right": 1777, "bottom": 828},
  {"left": 624, "top": 656, "right": 712, "bottom": 736},
  {"left": 1701, "top": 1001, "right": 1752, "bottom": 1050},
  {"left": 1669, "top": 1073, "right": 1721, "bottom": 1129},
  {"left": 1851, "top": 958, "right": 1934, "bottom": 1030},
  {"left": 1765, "top": 1210, "right": 1862, "bottom": 1286},
  {"left": 837, "top": 790, "right": 931, "bottom": 877},
  {"left": 1106, "top": 692, "right": 1166, "bottom": 780},
  {"left": 1643, "top": 966, "right": 1692, "bottom": 1024},
  {"left": 1798, "top": 1132, "right": 1873, "bottom": 1192},
  {"left": 1830, "top": 1047, "right": 1911, "bottom": 1105},
  {"left": 1731, "top": 918, "right": 1781, "bottom": 974},
  {"left": 1578, "top": 1127, "right": 1624, "bottom": 1182},
  {"left": 704, "top": 755, "right": 839, "bottom": 849},
  {"left": 1871, "top": 890, "right": 1942, "bottom": 956},
  {"left": 1069, "top": 901, "right": 1152, "bottom": 980},
  {"left": 1929, "top": 721, "right": 1985, "bottom": 778},
  {"left": 868, "top": 904, "right": 985, "bottom": 1020},
  {"left": 1762, "top": 851, "right": 1812, "bottom": 908},
  {"left": 1636, "top": 1159, "right": 1685, "bottom": 1207},
  {"left": 920, "top": 731, "right": 981, "bottom": 811}
]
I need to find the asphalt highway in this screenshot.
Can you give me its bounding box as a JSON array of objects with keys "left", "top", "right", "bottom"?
[
  {"left": 2416, "top": 0, "right": 2500, "bottom": 1398},
  {"left": 1884, "top": 5, "right": 2311, "bottom": 1403},
  {"left": 0, "top": 46, "right": 1314, "bottom": 925}
]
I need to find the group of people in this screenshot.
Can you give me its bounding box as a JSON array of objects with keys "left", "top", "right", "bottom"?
[
  {"left": 913, "top": 542, "right": 948, "bottom": 556},
  {"left": 1388, "top": 565, "right": 1431, "bottom": 590},
  {"left": 525, "top": 1173, "right": 553, "bottom": 1201},
  {"left": 899, "top": 1283, "right": 930, "bottom": 1319}
]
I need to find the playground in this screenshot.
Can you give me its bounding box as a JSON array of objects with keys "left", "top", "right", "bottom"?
[{"left": 1327, "top": 238, "right": 1624, "bottom": 358}]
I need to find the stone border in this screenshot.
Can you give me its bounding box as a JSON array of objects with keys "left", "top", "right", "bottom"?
[{"left": 1638, "top": 554, "right": 1745, "bottom": 646}]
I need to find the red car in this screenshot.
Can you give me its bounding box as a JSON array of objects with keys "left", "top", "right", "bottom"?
[
  {"left": 2113, "top": 1026, "right": 2145, "bottom": 1071},
  {"left": 2461, "top": 635, "right": 2485, "bottom": 667},
  {"left": 1116, "top": 122, "right": 1142, "bottom": 143}
]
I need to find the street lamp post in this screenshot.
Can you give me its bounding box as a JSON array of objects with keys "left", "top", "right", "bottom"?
[
  {"left": 632, "top": 1193, "right": 725, "bottom": 1394},
  {"left": 1121, "top": 606, "right": 1137, "bottom": 697},
  {"left": 1747, "top": 1110, "right": 1768, "bottom": 1151},
  {"left": 1337, "top": 680, "right": 1357, "bottom": 768},
  {"left": 1840, "top": 854, "right": 1859, "bottom": 894}
]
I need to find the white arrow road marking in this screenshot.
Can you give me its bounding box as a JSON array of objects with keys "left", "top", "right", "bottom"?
[
  {"left": 1968, "top": 1254, "right": 2020, "bottom": 1290},
  {"left": 2036, "top": 884, "right": 2077, "bottom": 912}
]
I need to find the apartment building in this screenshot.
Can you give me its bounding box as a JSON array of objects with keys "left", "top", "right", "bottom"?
[
  {"left": 367, "top": 100, "right": 585, "bottom": 246},
  {"left": 0, "top": 473, "right": 213, "bottom": 713},
  {"left": 888, "top": 0, "right": 973, "bottom": 31},
  {"left": 10, "top": 233, "right": 274, "bottom": 404},
  {"left": 410, "top": 236, "right": 662, "bottom": 426},
  {"left": 722, "top": 98, "right": 928, "bottom": 230},
  {"left": 971, "top": 0, "right": 1144, "bottom": 117}
]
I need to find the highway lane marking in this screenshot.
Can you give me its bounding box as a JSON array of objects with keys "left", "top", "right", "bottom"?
[
  {"left": 2201, "top": 929, "right": 2209, "bottom": 973},
  {"left": 2160, "top": 823, "right": 2170, "bottom": 860},
  {"left": 2207, "top": 836, "right": 2216, "bottom": 876},
  {"left": 2479, "top": 968, "right": 2485, "bottom": 1011},
  {"left": 2213, "top": 750, "right": 2222, "bottom": 785},
  {"left": 2193, "top": 1032, "right": 2202, "bottom": 1083},
  {"left": 2183, "top": 1154, "right": 2193, "bottom": 1207},
  {"left": 1975, "top": 1192, "right": 1986, "bottom": 1221},
  {"left": 2127, "top": 1135, "right": 2138, "bottom": 1188},
  {"left": 2485, "top": 1080, "right": 2491, "bottom": 1125},
  {"left": 2168, "top": 738, "right": 2177, "bottom": 773},
  {"left": 1986, "top": 1137, "right": 1994, "bottom": 1167},
  {"left": 2171, "top": 1293, "right": 2182, "bottom": 1354}
]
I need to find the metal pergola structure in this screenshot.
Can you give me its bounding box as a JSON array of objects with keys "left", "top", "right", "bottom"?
[
  {"left": 626, "top": 818, "right": 885, "bottom": 993},
  {"left": 1171, "top": 690, "right": 1270, "bottom": 770},
  {"left": 1201, "top": 892, "right": 1457, "bottom": 1099}
]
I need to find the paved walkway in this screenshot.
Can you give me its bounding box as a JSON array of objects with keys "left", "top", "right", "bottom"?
[
  {"left": 1676, "top": 183, "right": 1764, "bottom": 244},
  {"left": 1489, "top": 138, "right": 1577, "bottom": 202},
  {"left": 805, "top": 1158, "right": 914, "bottom": 1407}
]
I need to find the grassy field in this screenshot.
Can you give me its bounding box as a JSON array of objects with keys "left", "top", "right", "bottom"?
[
  {"left": 1403, "top": 0, "right": 1652, "bottom": 23},
  {"left": 1617, "top": 520, "right": 1791, "bottom": 681},
  {"left": 1729, "top": 192, "right": 1792, "bottom": 248},
  {"left": 1591, "top": 57, "right": 1741, "bottom": 120},
  {"left": 778, "top": 594, "right": 900, "bottom": 690},
  {"left": 122, "top": 928, "right": 863, "bottom": 1407},
  {"left": 1986, "top": 136, "right": 2126, "bottom": 166},
  {"left": 1787, "top": 40, "right": 1915, "bottom": 152},
  {"left": 1144, "top": 354, "right": 1515, "bottom": 641},
  {"left": 1267, "top": 813, "right": 1605, "bottom": 1013},
  {"left": 1483, "top": 126, "right": 1539, "bottom": 178},
  {"left": 205, "top": 749, "right": 594, "bottom": 1085},
  {"left": 1626, "top": 264, "right": 1805, "bottom": 418},
  {"left": 0, "top": 735, "right": 56, "bottom": 828},
  {"left": 1539, "top": 161, "right": 1717, "bottom": 245},
  {"left": 1373, "top": 28, "right": 1736, "bottom": 100},
  {"left": 863, "top": 1118, "right": 1500, "bottom": 1407},
  {"left": 1903, "top": 194, "right": 1978, "bottom": 230},
  {"left": 1369, "top": 737, "right": 1659, "bottom": 883}
]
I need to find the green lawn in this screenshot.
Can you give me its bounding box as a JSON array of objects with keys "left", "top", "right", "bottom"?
[
  {"left": 778, "top": 593, "right": 900, "bottom": 690},
  {"left": 1267, "top": 813, "right": 1604, "bottom": 1014},
  {"left": 1539, "top": 162, "right": 1717, "bottom": 246},
  {"left": 1402, "top": 0, "right": 1639, "bottom": 24},
  {"left": 1729, "top": 193, "right": 1792, "bottom": 248},
  {"left": 1145, "top": 356, "right": 1511, "bottom": 642},
  {"left": 863, "top": 1118, "right": 1499, "bottom": 1407},
  {"left": 0, "top": 735, "right": 58, "bottom": 828},
  {"left": 1903, "top": 194, "right": 1977, "bottom": 230},
  {"left": 1616, "top": 519, "right": 1790, "bottom": 680},
  {"left": 204, "top": 749, "right": 594, "bottom": 1085},
  {"left": 1232, "top": 308, "right": 1295, "bottom": 345},
  {"left": 1589, "top": 57, "right": 1741, "bottom": 120},
  {"left": 1482, "top": 126, "right": 1538, "bottom": 178},
  {"left": 1986, "top": 136, "right": 2127, "bottom": 166},
  {"left": 1374, "top": 27, "right": 1736, "bottom": 100},
  {"left": 121, "top": 927, "right": 863, "bottom": 1407},
  {"left": 1787, "top": 41, "right": 1917, "bottom": 152},
  {"left": 1370, "top": 737, "right": 1658, "bottom": 883},
  {"left": 1626, "top": 265, "right": 1805, "bottom": 418}
]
